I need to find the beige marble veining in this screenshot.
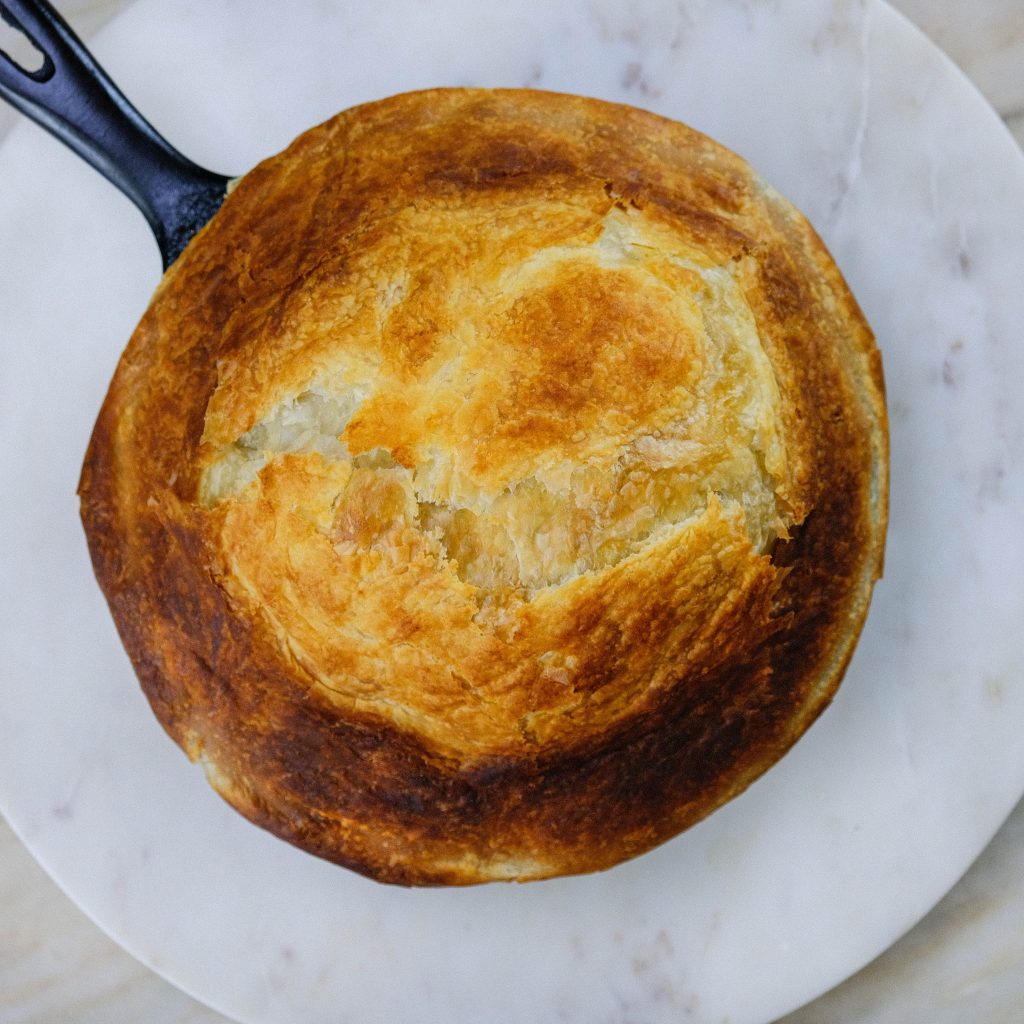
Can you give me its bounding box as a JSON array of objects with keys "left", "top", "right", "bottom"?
[
  {"left": 894, "top": 0, "right": 1024, "bottom": 115},
  {"left": 1, "top": 1, "right": 1024, "bottom": 1022},
  {"left": 0, "top": 820, "right": 224, "bottom": 1024},
  {"left": 779, "top": 797, "right": 1024, "bottom": 1023},
  {"left": 890, "top": 0, "right": 1024, "bottom": 148}
]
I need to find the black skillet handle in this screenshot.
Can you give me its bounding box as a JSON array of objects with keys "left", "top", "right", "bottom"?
[{"left": 0, "top": 0, "right": 231, "bottom": 268}]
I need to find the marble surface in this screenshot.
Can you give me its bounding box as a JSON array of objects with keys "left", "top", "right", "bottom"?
[{"left": 2, "top": 1, "right": 1024, "bottom": 1022}]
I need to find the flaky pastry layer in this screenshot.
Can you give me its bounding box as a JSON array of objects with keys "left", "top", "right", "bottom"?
[{"left": 80, "top": 89, "right": 887, "bottom": 885}]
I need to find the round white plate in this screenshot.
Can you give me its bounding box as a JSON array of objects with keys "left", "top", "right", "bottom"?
[{"left": 2, "top": 1, "right": 1023, "bottom": 1022}]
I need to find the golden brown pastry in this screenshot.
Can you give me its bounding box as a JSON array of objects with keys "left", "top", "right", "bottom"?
[{"left": 79, "top": 88, "right": 888, "bottom": 886}]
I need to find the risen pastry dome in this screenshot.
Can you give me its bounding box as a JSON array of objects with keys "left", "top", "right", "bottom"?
[{"left": 80, "top": 89, "right": 887, "bottom": 885}]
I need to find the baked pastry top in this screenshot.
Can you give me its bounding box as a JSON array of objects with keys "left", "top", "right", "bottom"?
[{"left": 79, "top": 88, "right": 887, "bottom": 885}]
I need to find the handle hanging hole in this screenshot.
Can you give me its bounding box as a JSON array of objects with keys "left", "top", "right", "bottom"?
[{"left": 0, "top": 9, "right": 46, "bottom": 75}]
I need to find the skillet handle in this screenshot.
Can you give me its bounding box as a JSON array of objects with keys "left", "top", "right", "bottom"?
[{"left": 0, "top": 0, "right": 231, "bottom": 268}]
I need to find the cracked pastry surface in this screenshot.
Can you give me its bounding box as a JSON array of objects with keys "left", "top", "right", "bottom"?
[{"left": 79, "top": 89, "right": 888, "bottom": 885}]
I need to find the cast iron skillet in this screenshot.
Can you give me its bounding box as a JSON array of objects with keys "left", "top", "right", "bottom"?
[{"left": 0, "top": 0, "right": 230, "bottom": 267}]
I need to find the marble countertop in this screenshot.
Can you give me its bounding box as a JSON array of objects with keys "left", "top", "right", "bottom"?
[{"left": 2, "top": 2, "right": 1023, "bottom": 1022}]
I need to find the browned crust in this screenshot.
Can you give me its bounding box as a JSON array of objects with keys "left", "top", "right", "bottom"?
[{"left": 79, "top": 89, "right": 888, "bottom": 885}]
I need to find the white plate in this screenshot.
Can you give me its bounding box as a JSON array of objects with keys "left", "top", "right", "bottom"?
[{"left": 1, "top": 1, "right": 1023, "bottom": 1022}]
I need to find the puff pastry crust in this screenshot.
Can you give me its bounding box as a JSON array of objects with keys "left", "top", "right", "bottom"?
[{"left": 79, "top": 89, "right": 888, "bottom": 885}]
